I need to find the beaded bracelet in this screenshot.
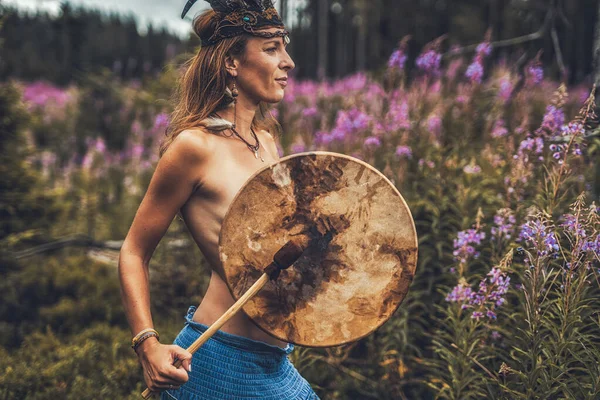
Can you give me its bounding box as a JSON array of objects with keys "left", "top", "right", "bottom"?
[{"left": 131, "top": 328, "right": 159, "bottom": 351}]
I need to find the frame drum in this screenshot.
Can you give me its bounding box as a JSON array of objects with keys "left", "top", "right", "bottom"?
[{"left": 219, "top": 152, "right": 417, "bottom": 347}]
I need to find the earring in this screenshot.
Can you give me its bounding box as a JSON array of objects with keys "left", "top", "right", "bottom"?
[{"left": 231, "top": 78, "right": 238, "bottom": 129}]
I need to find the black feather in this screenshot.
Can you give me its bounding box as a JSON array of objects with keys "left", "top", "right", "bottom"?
[
  {"left": 181, "top": 0, "right": 199, "bottom": 18},
  {"left": 181, "top": 0, "right": 277, "bottom": 20}
]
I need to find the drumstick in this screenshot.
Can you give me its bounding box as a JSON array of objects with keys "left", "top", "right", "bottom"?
[{"left": 141, "top": 235, "right": 311, "bottom": 399}]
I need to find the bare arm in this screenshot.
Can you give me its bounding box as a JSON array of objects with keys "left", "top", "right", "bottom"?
[{"left": 118, "top": 130, "right": 208, "bottom": 391}]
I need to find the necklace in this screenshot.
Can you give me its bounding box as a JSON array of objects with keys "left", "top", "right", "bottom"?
[
  {"left": 232, "top": 126, "right": 264, "bottom": 162},
  {"left": 214, "top": 113, "right": 264, "bottom": 162}
]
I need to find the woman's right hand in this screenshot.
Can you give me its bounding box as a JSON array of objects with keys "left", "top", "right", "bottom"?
[{"left": 136, "top": 337, "right": 193, "bottom": 392}]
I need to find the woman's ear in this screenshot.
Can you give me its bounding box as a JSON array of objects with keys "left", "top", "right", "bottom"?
[{"left": 225, "top": 55, "right": 238, "bottom": 77}]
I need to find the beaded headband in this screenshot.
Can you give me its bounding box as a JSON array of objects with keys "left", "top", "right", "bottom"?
[{"left": 181, "top": 0, "right": 289, "bottom": 46}]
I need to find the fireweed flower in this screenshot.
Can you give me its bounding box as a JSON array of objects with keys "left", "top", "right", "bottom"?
[
  {"left": 416, "top": 49, "right": 442, "bottom": 76},
  {"left": 491, "top": 208, "right": 516, "bottom": 240},
  {"left": 498, "top": 75, "right": 513, "bottom": 103},
  {"left": 446, "top": 267, "right": 510, "bottom": 320},
  {"left": 491, "top": 119, "right": 508, "bottom": 138},
  {"left": 426, "top": 113, "right": 442, "bottom": 138},
  {"left": 395, "top": 145, "right": 412, "bottom": 159},
  {"left": 302, "top": 107, "right": 318, "bottom": 118},
  {"left": 526, "top": 63, "right": 544, "bottom": 86},
  {"left": 465, "top": 56, "right": 484, "bottom": 84},
  {"left": 465, "top": 41, "right": 492, "bottom": 84},
  {"left": 518, "top": 218, "right": 560, "bottom": 258},
  {"left": 22, "top": 81, "right": 71, "bottom": 110},
  {"left": 291, "top": 143, "right": 306, "bottom": 154},
  {"left": 535, "top": 105, "right": 565, "bottom": 136},
  {"left": 388, "top": 36, "right": 410, "bottom": 71},
  {"left": 581, "top": 234, "right": 600, "bottom": 254},
  {"left": 336, "top": 108, "right": 371, "bottom": 133},
  {"left": 560, "top": 121, "right": 585, "bottom": 138},
  {"left": 549, "top": 144, "right": 566, "bottom": 164},
  {"left": 517, "top": 137, "right": 545, "bottom": 159},
  {"left": 476, "top": 42, "right": 492, "bottom": 57},
  {"left": 364, "top": 136, "right": 381, "bottom": 148},
  {"left": 387, "top": 100, "right": 411, "bottom": 131},
  {"left": 446, "top": 59, "right": 464, "bottom": 81},
  {"left": 388, "top": 49, "right": 408, "bottom": 71},
  {"left": 560, "top": 213, "right": 588, "bottom": 250},
  {"left": 445, "top": 278, "right": 474, "bottom": 304},
  {"left": 153, "top": 113, "right": 170, "bottom": 131},
  {"left": 314, "top": 130, "right": 334, "bottom": 146},
  {"left": 453, "top": 229, "right": 486, "bottom": 265},
  {"left": 418, "top": 159, "right": 435, "bottom": 169}
]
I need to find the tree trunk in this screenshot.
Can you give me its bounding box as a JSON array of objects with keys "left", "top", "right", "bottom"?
[
  {"left": 280, "top": 0, "right": 287, "bottom": 25},
  {"left": 592, "top": 0, "right": 600, "bottom": 89},
  {"left": 317, "top": 0, "right": 329, "bottom": 80},
  {"left": 593, "top": 0, "right": 600, "bottom": 200}
]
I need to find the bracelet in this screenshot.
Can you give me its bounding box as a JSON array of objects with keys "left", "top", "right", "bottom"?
[{"left": 131, "top": 328, "right": 159, "bottom": 350}]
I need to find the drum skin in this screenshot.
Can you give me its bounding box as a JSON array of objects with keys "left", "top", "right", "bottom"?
[{"left": 218, "top": 152, "right": 418, "bottom": 347}]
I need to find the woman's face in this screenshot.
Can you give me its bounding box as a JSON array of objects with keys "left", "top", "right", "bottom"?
[{"left": 231, "top": 27, "right": 295, "bottom": 104}]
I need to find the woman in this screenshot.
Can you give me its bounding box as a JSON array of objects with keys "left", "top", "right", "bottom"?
[{"left": 118, "top": 1, "right": 318, "bottom": 399}]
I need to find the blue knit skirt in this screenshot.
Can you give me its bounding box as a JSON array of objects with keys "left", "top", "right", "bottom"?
[{"left": 160, "top": 306, "right": 319, "bottom": 400}]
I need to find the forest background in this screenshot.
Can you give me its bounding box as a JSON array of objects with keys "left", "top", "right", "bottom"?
[{"left": 2, "top": 0, "right": 600, "bottom": 399}]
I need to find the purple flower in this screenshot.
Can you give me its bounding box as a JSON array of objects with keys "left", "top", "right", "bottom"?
[
  {"left": 465, "top": 57, "right": 484, "bottom": 84},
  {"left": 498, "top": 76, "right": 513, "bottom": 103},
  {"left": 472, "top": 311, "right": 484, "bottom": 320},
  {"left": 335, "top": 108, "right": 371, "bottom": 134},
  {"left": 491, "top": 119, "right": 508, "bottom": 138},
  {"left": 315, "top": 131, "right": 334, "bottom": 145},
  {"left": 387, "top": 100, "right": 411, "bottom": 131},
  {"left": 518, "top": 219, "right": 560, "bottom": 257},
  {"left": 560, "top": 214, "right": 594, "bottom": 261},
  {"left": 581, "top": 234, "right": 600, "bottom": 253},
  {"left": 446, "top": 280, "right": 474, "bottom": 303},
  {"left": 81, "top": 153, "right": 93, "bottom": 170},
  {"left": 418, "top": 159, "right": 435, "bottom": 168},
  {"left": 446, "top": 59, "right": 464, "bottom": 81},
  {"left": 364, "top": 136, "right": 381, "bottom": 148},
  {"left": 526, "top": 65, "right": 544, "bottom": 86},
  {"left": 491, "top": 208, "right": 516, "bottom": 240},
  {"left": 94, "top": 138, "right": 106, "bottom": 154},
  {"left": 518, "top": 137, "right": 545, "bottom": 155},
  {"left": 388, "top": 49, "right": 408, "bottom": 71},
  {"left": 476, "top": 42, "right": 492, "bottom": 57},
  {"left": 560, "top": 121, "right": 585, "bottom": 138},
  {"left": 291, "top": 143, "right": 306, "bottom": 154},
  {"left": 536, "top": 105, "right": 565, "bottom": 136},
  {"left": 302, "top": 107, "right": 318, "bottom": 118},
  {"left": 426, "top": 114, "right": 442, "bottom": 137},
  {"left": 453, "top": 228, "right": 486, "bottom": 265},
  {"left": 153, "top": 113, "right": 170, "bottom": 131},
  {"left": 395, "top": 145, "right": 412, "bottom": 159},
  {"left": 416, "top": 50, "right": 442, "bottom": 76},
  {"left": 131, "top": 144, "right": 144, "bottom": 159},
  {"left": 447, "top": 266, "right": 510, "bottom": 321},
  {"left": 22, "top": 81, "right": 71, "bottom": 110}
]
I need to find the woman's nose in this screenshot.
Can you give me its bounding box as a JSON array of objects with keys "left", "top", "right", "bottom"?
[{"left": 281, "top": 51, "right": 295, "bottom": 71}]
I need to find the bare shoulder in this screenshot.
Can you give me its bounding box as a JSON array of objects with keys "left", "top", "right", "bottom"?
[
  {"left": 170, "top": 128, "right": 216, "bottom": 159},
  {"left": 259, "top": 129, "right": 280, "bottom": 160}
]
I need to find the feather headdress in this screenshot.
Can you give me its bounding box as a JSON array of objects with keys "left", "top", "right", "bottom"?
[{"left": 181, "top": 0, "right": 287, "bottom": 46}]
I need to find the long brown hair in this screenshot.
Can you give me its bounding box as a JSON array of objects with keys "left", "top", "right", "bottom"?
[{"left": 159, "top": 10, "right": 282, "bottom": 158}]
